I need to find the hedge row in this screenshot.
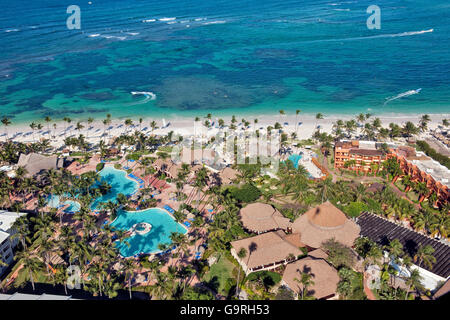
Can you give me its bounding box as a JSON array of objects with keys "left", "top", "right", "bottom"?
[{"left": 416, "top": 140, "right": 450, "bottom": 169}]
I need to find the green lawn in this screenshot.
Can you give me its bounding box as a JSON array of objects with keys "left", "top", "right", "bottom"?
[{"left": 202, "top": 255, "right": 236, "bottom": 296}]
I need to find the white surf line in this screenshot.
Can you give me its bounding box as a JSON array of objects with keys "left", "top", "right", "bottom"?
[{"left": 383, "top": 88, "right": 422, "bottom": 106}]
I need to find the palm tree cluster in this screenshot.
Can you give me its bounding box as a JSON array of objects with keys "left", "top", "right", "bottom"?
[
  {"left": 331, "top": 114, "right": 431, "bottom": 141},
  {"left": 11, "top": 207, "right": 132, "bottom": 298},
  {"left": 355, "top": 237, "right": 432, "bottom": 300}
]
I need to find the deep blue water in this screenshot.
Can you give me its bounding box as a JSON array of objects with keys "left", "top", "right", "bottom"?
[{"left": 0, "top": 0, "right": 449, "bottom": 124}]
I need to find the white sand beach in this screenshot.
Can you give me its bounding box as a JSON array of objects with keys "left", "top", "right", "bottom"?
[{"left": 1, "top": 113, "right": 448, "bottom": 148}]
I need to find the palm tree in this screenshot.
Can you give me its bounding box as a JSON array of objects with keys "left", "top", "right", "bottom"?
[
  {"left": 87, "top": 117, "right": 94, "bottom": 138},
  {"left": 1, "top": 116, "right": 11, "bottom": 141},
  {"left": 404, "top": 269, "right": 423, "bottom": 300},
  {"left": 357, "top": 113, "right": 366, "bottom": 126},
  {"left": 419, "top": 114, "right": 430, "bottom": 133},
  {"left": 29, "top": 122, "right": 37, "bottom": 143},
  {"left": 279, "top": 110, "right": 285, "bottom": 123},
  {"left": 54, "top": 266, "right": 70, "bottom": 295},
  {"left": 402, "top": 121, "right": 419, "bottom": 138},
  {"left": 429, "top": 211, "right": 449, "bottom": 238},
  {"left": 76, "top": 121, "right": 84, "bottom": 137},
  {"left": 315, "top": 113, "right": 324, "bottom": 131},
  {"left": 44, "top": 116, "right": 52, "bottom": 139},
  {"left": 295, "top": 109, "right": 301, "bottom": 133},
  {"left": 150, "top": 120, "right": 158, "bottom": 133},
  {"left": 414, "top": 244, "right": 436, "bottom": 270},
  {"left": 294, "top": 269, "right": 315, "bottom": 300},
  {"left": 121, "top": 259, "right": 136, "bottom": 299},
  {"left": 235, "top": 248, "right": 247, "bottom": 298},
  {"left": 63, "top": 117, "right": 71, "bottom": 137},
  {"left": 124, "top": 119, "right": 133, "bottom": 134},
  {"left": 15, "top": 250, "right": 41, "bottom": 291},
  {"left": 344, "top": 120, "right": 357, "bottom": 138},
  {"left": 386, "top": 239, "right": 404, "bottom": 266}
]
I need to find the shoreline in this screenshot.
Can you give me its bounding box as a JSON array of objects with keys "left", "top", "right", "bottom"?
[{"left": 2, "top": 112, "right": 448, "bottom": 147}]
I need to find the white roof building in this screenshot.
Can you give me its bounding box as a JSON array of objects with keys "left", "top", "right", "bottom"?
[{"left": 0, "top": 210, "right": 27, "bottom": 276}]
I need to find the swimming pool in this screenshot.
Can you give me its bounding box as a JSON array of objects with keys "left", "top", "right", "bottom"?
[
  {"left": 287, "top": 153, "right": 303, "bottom": 169},
  {"left": 91, "top": 166, "right": 139, "bottom": 210},
  {"left": 47, "top": 194, "right": 81, "bottom": 214},
  {"left": 110, "top": 208, "right": 187, "bottom": 257}
]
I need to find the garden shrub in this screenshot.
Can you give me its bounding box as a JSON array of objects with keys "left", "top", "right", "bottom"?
[
  {"left": 96, "top": 162, "right": 105, "bottom": 172},
  {"left": 231, "top": 184, "right": 261, "bottom": 203},
  {"left": 245, "top": 271, "right": 281, "bottom": 287},
  {"left": 416, "top": 140, "right": 450, "bottom": 169},
  {"left": 344, "top": 202, "right": 368, "bottom": 218}
]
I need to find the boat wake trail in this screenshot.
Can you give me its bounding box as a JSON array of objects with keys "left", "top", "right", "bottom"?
[
  {"left": 383, "top": 88, "right": 422, "bottom": 106},
  {"left": 129, "top": 91, "right": 157, "bottom": 105},
  {"left": 308, "top": 29, "right": 434, "bottom": 43}
]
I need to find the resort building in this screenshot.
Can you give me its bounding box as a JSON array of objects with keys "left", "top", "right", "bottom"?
[
  {"left": 334, "top": 140, "right": 389, "bottom": 173},
  {"left": 290, "top": 201, "right": 360, "bottom": 249},
  {"left": 356, "top": 212, "right": 450, "bottom": 290},
  {"left": 388, "top": 146, "right": 449, "bottom": 207},
  {"left": 239, "top": 202, "right": 291, "bottom": 234},
  {"left": 0, "top": 293, "right": 78, "bottom": 300},
  {"left": 281, "top": 249, "right": 340, "bottom": 300},
  {"left": 218, "top": 166, "right": 238, "bottom": 185},
  {"left": 432, "top": 278, "right": 450, "bottom": 300},
  {"left": 230, "top": 230, "right": 305, "bottom": 275},
  {"left": 16, "top": 153, "right": 69, "bottom": 177},
  {"left": 231, "top": 201, "right": 361, "bottom": 277},
  {"left": 0, "top": 210, "right": 27, "bottom": 276}
]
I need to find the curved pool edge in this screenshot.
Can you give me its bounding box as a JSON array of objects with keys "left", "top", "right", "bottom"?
[{"left": 108, "top": 206, "right": 189, "bottom": 258}]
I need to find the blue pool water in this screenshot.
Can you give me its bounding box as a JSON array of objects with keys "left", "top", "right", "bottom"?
[
  {"left": 110, "top": 208, "right": 187, "bottom": 257},
  {"left": 287, "top": 154, "right": 303, "bottom": 169},
  {"left": 47, "top": 195, "right": 81, "bottom": 214},
  {"left": 91, "top": 166, "right": 138, "bottom": 210}
]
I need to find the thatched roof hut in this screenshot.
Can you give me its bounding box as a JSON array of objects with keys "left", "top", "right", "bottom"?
[
  {"left": 282, "top": 252, "right": 339, "bottom": 300},
  {"left": 230, "top": 230, "right": 304, "bottom": 274},
  {"left": 240, "top": 202, "right": 291, "bottom": 234},
  {"left": 291, "top": 201, "right": 360, "bottom": 248}
]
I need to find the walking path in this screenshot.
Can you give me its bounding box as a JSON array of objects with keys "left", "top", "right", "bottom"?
[
  {"left": 363, "top": 272, "right": 377, "bottom": 300},
  {"left": 389, "top": 182, "right": 422, "bottom": 210}
]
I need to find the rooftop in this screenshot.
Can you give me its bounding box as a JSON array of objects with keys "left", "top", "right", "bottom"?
[
  {"left": 282, "top": 254, "right": 339, "bottom": 299},
  {"left": 239, "top": 202, "right": 291, "bottom": 233},
  {"left": 17, "top": 153, "right": 62, "bottom": 177},
  {"left": 230, "top": 231, "right": 304, "bottom": 270},
  {"left": 335, "top": 140, "right": 387, "bottom": 157},
  {"left": 291, "top": 201, "right": 360, "bottom": 248},
  {"left": 0, "top": 210, "right": 27, "bottom": 235},
  {"left": 357, "top": 212, "right": 450, "bottom": 278},
  {"left": 410, "top": 154, "right": 450, "bottom": 188},
  {"left": 0, "top": 293, "right": 77, "bottom": 300}
]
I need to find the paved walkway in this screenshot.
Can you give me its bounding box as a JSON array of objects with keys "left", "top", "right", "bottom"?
[
  {"left": 425, "top": 137, "right": 450, "bottom": 157},
  {"left": 363, "top": 272, "right": 377, "bottom": 300},
  {"left": 389, "top": 182, "right": 422, "bottom": 210}
]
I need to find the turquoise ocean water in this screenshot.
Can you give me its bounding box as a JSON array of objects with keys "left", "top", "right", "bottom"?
[{"left": 0, "top": 0, "right": 449, "bottom": 124}]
